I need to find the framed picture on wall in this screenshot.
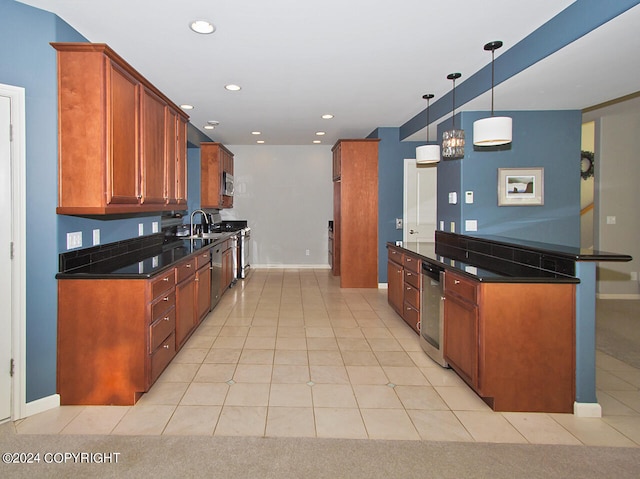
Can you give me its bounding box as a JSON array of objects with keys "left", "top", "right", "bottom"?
[{"left": 497, "top": 167, "right": 544, "bottom": 206}]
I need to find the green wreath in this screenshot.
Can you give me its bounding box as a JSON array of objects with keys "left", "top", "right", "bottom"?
[{"left": 581, "top": 150, "right": 594, "bottom": 180}]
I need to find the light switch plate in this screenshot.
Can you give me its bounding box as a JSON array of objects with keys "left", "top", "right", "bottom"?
[
  {"left": 465, "top": 191, "right": 474, "bottom": 204},
  {"left": 395, "top": 218, "right": 403, "bottom": 229},
  {"left": 448, "top": 192, "right": 458, "bottom": 204}
]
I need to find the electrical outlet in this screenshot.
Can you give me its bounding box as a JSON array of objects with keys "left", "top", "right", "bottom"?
[
  {"left": 395, "top": 218, "right": 403, "bottom": 229},
  {"left": 138, "top": 223, "right": 144, "bottom": 236},
  {"left": 450, "top": 222, "right": 455, "bottom": 233},
  {"left": 631, "top": 272, "right": 638, "bottom": 281},
  {"left": 606, "top": 216, "right": 616, "bottom": 225},
  {"left": 305, "top": 249, "right": 310, "bottom": 256},
  {"left": 152, "top": 221, "right": 159, "bottom": 233},
  {"left": 465, "top": 220, "right": 478, "bottom": 232},
  {"left": 92, "top": 229, "right": 100, "bottom": 246},
  {"left": 66, "top": 231, "right": 82, "bottom": 250}
]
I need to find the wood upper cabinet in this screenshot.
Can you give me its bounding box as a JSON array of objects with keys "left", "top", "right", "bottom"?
[
  {"left": 164, "top": 109, "right": 188, "bottom": 206},
  {"left": 201, "top": 142, "right": 234, "bottom": 209},
  {"left": 140, "top": 86, "right": 167, "bottom": 204},
  {"left": 52, "top": 42, "right": 189, "bottom": 214},
  {"left": 332, "top": 139, "right": 379, "bottom": 288}
]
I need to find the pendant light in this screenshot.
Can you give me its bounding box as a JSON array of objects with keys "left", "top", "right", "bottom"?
[
  {"left": 442, "top": 73, "right": 465, "bottom": 159},
  {"left": 473, "top": 41, "right": 512, "bottom": 146},
  {"left": 416, "top": 93, "right": 440, "bottom": 164}
]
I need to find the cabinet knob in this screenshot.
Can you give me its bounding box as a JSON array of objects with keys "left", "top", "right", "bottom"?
[
  {"left": 186, "top": 264, "right": 192, "bottom": 268},
  {"left": 454, "top": 279, "right": 460, "bottom": 284},
  {"left": 163, "top": 316, "right": 170, "bottom": 321},
  {"left": 163, "top": 296, "right": 169, "bottom": 301},
  {"left": 163, "top": 344, "right": 170, "bottom": 349},
  {"left": 163, "top": 277, "right": 169, "bottom": 282}
]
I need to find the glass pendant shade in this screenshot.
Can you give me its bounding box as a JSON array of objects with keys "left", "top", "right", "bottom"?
[
  {"left": 473, "top": 116, "right": 512, "bottom": 146},
  {"left": 416, "top": 144, "right": 441, "bottom": 164},
  {"left": 442, "top": 129, "right": 465, "bottom": 159}
]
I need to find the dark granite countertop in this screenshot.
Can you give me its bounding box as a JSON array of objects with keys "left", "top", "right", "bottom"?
[
  {"left": 56, "top": 233, "right": 236, "bottom": 280},
  {"left": 389, "top": 232, "right": 631, "bottom": 284}
]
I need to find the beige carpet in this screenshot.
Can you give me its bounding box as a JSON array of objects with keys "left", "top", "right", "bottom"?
[
  {"left": 596, "top": 299, "right": 640, "bottom": 368},
  {"left": 1, "top": 422, "right": 639, "bottom": 479}
]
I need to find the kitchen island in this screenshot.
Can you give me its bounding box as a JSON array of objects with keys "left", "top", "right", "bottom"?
[
  {"left": 56, "top": 232, "right": 237, "bottom": 405},
  {"left": 388, "top": 231, "right": 632, "bottom": 414}
]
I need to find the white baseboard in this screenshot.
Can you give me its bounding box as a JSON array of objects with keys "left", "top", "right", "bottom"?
[
  {"left": 574, "top": 401, "right": 602, "bottom": 417},
  {"left": 596, "top": 293, "right": 640, "bottom": 300},
  {"left": 253, "top": 264, "right": 331, "bottom": 269},
  {"left": 25, "top": 394, "right": 60, "bottom": 418}
]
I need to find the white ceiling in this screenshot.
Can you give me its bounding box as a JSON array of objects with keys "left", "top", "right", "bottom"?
[{"left": 18, "top": 0, "right": 640, "bottom": 145}]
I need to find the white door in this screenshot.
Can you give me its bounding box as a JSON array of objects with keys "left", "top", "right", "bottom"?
[
  {"left": 0, "top": 94, "right": 12, "bottom": 422},
  {"left": 403, "top": 158, "right": 437, "bottom": 243}
]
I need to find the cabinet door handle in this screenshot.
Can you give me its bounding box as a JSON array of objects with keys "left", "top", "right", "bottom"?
[{"left": 454, "top": 280, "right": 460, "bottom": 284}]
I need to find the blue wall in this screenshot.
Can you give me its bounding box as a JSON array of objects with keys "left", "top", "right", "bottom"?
[
  {"left": 436, "top": 110, "right": 582, "bottom": 246},
  {"left": 370, "top": 127, "right": 423, "bottom": 282},
  {"left": 1, "top": 0, "right": 170, "bottom": 402},
  {"left": 1, "top": 0, "right": 85, "bottom": 401}
]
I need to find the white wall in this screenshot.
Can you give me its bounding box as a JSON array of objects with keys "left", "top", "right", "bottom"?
[
  {"left": 221, "top": 144, "right": 333, "bottom": 267},
  {"left": 584, "top": 96, "right": 640, "bottom": 297}
]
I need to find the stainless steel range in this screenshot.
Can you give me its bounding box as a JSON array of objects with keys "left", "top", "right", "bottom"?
[{"left": 213, "top": 220, "right": 251, "bottom": 280}]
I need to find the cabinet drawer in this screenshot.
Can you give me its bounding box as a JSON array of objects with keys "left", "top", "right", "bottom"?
[
  {"left": 403, "top": 254, "right": 420, "bottom": 273},
  {"left": 404, "top": 283, "right": 420, "bottom": 310},
  {"left": 151, "top": 270, "right": 175, "bottom": 298},
  {"left": 403, "top": 303, "right": 420, "bottom": 333},
  {"left": 176, "top": 258, "right": 196, "bottom": 283},
  {"left": 404, "top": 269, "right": 420, "bottom": 289},
  {"left": 445, "top": 273, "right": 477, "bottom": 303},
  {"left": 151, "top": 290, "right": 175, "bottom": 320},
  {"left": 196, "top": 250, "right": 211, "bottom": 269},
  {"left": 150, "top": 332, "right": 175, "bottom": 383},
  {"left": 388, "top": 247, "right": 403, "bottom": 265},
  {"left": 149, "top": 307, "right": 175, "bottom": 353}
]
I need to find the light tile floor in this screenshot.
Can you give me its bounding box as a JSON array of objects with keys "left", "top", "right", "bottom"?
[{"left": 14, "top": 269, "right": 640, "bottom": 446}]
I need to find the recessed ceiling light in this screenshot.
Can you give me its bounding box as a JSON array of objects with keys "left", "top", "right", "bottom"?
[
  {"left": 190, "top": 20, "right": 215, "bottom": 34},
  {"left": 207, "top": 120, "right": 220, "bottom": 126},
  {"left": 203, "top": 125, "right": 215, "bottom": 130},
  {"left": 313, "top": 140, "right": 322, "bottom": 144},
  {"left": 251, "top": 131, "right": 261, "bottom": 135},
  {"left": 316, "top": 131, "right": 326, "bottom": 136},
  {"left": 180, "top": 104, "right": 194, "bottom": 110},
  {"left": 321, "top": 114, "right": 334, "bottom": 119},
  {"left": 257, "top": 140, "right": 265, "bottom": 144},
  {"left": 225, "top": 84, "right": 242, "bottom": 91}
]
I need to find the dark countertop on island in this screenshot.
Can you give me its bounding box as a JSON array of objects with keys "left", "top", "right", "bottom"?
[
  {"left": 388, "top": 232, "right": 632, "bottom": 284},
  {"left": 56, "top": 232, "right": 236, "bottom": 279}
]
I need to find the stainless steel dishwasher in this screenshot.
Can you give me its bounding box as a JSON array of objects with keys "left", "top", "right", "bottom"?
[
  {"left": 210, "top": 242, "right": 223, "bottom": 309},
  {"left": 420, "top": 261, "right": 448, "bottom": 367}
]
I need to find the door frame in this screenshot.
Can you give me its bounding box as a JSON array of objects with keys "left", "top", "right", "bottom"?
[{"left": 0, "top": 83, "right": 27, "bottom": 421}]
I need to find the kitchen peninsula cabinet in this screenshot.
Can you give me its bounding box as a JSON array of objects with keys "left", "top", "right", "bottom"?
[
  {"left": 201, "top": 142, "right": 234, "bottom": 209},
  {"left": 443, "top": 270, "right": 576, "bottom": 412},
  {"left": 387, "top": 245, "right": 421, "bottom": 334},
  {"left": 52, "top": 42, "right": 189, "bottom": 215},
  {"left": 332, "top": 139, "right": 379, "bottom": 288}
]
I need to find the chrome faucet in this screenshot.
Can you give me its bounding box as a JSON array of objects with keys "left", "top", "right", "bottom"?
[{"left": 190, "top": 209, "right": 210, "bottom": 237}]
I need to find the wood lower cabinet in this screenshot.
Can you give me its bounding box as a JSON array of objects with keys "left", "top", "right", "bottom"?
[
  {"left": 57, "top": 244, "right": 220, "bottom": 405},
  {"left": 332, "top": 139, "right": 379, "bottom": 287},
  {"left": 387, "top": 245, "right": 421, "bottom": 334},
  {"left": 52, "top": 42, "right": 189, "bottom": 215},
  {"left": 444, "top": 271, "right": 576, "bottom": 412},
  {"left": 57, "top": 268, "right": 177, "bottom": 405}
]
